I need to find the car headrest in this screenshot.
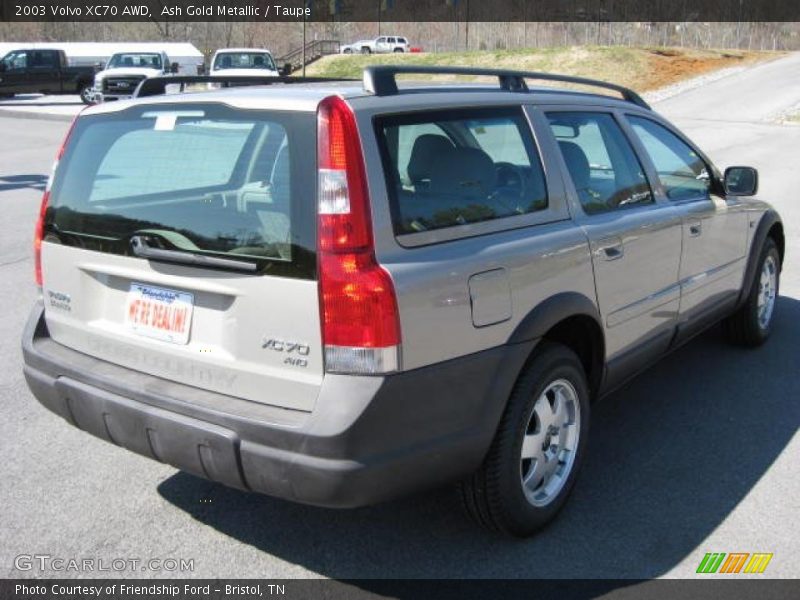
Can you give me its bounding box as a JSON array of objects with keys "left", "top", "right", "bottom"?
[
  {"left": 429, "top": 146, "right": 496, "bottom": 200},
  {"left": 407, "top": 134, "right": 455, "bottom": 186},
  {"left": 558, "top": 141, "right": 591, "bottom": 190}
]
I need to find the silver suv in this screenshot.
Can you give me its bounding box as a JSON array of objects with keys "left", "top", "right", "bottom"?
[{"left": 22, "top": 66, "right": 784, "bottom": 536}]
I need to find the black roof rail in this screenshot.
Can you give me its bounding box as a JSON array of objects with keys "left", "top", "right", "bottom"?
[
  {"left": 134, "top": 75, "right": 357, "bottom": 98},
  {"left": 362, "top": 65, "right": 651, "bottom": 110}
]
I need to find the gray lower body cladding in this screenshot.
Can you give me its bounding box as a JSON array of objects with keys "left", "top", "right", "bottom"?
[{"left": 22, "top": 303, "right": 533, "bottom": 508}]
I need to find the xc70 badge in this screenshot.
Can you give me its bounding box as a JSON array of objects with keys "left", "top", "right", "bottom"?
[{"left": 262, "top": 338, "right": 310, "bottom": 368}]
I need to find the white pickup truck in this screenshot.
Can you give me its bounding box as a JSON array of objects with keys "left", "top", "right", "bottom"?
[
  {"left": 93, "top": 51, "right": 176, "bottom": 103},
  {"left": 341, "top": 36, "right": 409, "bottom": 54},
  {"left": 210, "top": 48, "right": 281, "bottom": 77}
]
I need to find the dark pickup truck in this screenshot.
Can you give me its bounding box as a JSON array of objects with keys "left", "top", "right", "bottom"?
[{"left": 0, "top": 48, "right": 96, "bottom": 104}]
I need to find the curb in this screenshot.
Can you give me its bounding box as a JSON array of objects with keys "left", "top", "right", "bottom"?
[{"left": 0, "top": 109, "right": 77, "bottom": 122}]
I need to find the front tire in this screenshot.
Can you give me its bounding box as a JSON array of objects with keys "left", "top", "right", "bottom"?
[
  {"left": 723, "top": 237, "right": 780, "bottom": 346},
  {"left": 461, "top": 342, "right": 590, "bottom": 536},
  {"left": 78, "top": 83, "right": 94, "bottom": 105}
]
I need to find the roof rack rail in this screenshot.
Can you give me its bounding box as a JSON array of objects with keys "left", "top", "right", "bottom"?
[
  {"left": 132, "top": 70, "right": 650, "bottom": 111},
  {"left": 134, "top": 75, "right": 358, "bottom": 98},
  {"left": 362, "top": 65, "right": 650, "bottom": 110}
]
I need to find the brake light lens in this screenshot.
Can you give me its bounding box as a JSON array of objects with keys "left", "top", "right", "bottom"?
[
  {"left": 35, "top": 114, "right": 79, "bottom": 289},
  {"left": 317, "top": 96, "right": 401, "bottom": 374},
  {"left": 33, "top": 190, "right": 50, "bottom": 288}
]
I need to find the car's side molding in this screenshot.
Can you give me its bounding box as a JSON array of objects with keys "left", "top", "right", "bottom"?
[
  {"left": 507, "top": 292, "right": 602, "bottom": 344},
  {"left": 736, "top": 210, "right": 784, "bottom": 309}
]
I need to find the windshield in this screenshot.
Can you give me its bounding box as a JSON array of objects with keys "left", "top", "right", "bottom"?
[
  {"left": 213, "top": 52, "right": 276, "bottom": 71},
  {"left": 107, "top": 53, "right": 162, "bottom": 69},
  {"left": 46, "top": 104, "right": 317, "bottom": 278}
]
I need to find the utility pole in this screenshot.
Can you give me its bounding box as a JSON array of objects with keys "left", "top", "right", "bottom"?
[{"left": 465, "top": 0, "right": 470, "bottom": 51}]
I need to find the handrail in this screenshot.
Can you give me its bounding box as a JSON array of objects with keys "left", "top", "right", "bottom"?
[{"left": 277, "top": 40, "right": 341, "bottom": 71}]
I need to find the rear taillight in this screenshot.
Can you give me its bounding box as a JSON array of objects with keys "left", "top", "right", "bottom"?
[
  {"left": 35, "top": 115, "right": 79, "bottom": 289},
  {"left": 317, "top": 95, "right": 401, "bottom": 374},
  {"left": 33, "top": 190, "right": 50, "bottom": 289}
]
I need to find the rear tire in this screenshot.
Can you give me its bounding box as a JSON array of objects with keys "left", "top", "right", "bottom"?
[
  {"left": 393, "top": 48, "right": 404, "bottom": 53},
  {"left": 723, "top": 238, "right": 780, "bottom": 347},
  {"left": 360, "top": 47, "right": 371, "bottom": 54},
  {"left": 460, "top": 342, "right": 590, "bottom": 537}
]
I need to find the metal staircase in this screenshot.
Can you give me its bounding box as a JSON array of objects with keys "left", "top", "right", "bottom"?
[{"left": 277, "top": 40, "right": 341, "bottom": 73}]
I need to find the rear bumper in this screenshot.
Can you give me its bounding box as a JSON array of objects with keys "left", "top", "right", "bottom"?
[{"left": 22, "top": 303, "right": 533, "bottom": 508}]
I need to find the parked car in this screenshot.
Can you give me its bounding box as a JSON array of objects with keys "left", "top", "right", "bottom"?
[
  {"left": 341, "top": 36, "right": 409, "bottom": 54},
  {"left": 209, "top": 48, "right": 281, "bottom": 77},
  {"left": 0, "top": 48, "right": 96, "bottom": 104},
  {"left": 92, "top": 51, "right": 177, "bottom": 103},
  {"left": 0, "top": 41, "right": 205, "bottom": 70},
  {"left": 23, "top": 66, "right": 784, "bottom": 537}
]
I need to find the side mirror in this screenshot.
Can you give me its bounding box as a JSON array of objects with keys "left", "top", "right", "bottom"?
[
  {"left": 197, "top": 64, "right": 206, "bottom": 75},
  {"left": 724, "top": 166, "right": 758, "bottom": 196},
  {"left": 280, "top": 63, "right": 292, "bottom": 76},
  {"left": 171, "top": 62, "right": 179, "bottom": 74}
]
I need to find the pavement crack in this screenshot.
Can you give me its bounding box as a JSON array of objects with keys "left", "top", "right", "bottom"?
[{"left": 0, "top": 256, "right": 29, "bottom": 268}]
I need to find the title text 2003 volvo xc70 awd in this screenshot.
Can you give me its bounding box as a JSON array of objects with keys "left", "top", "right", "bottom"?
[{"left": 22, "top": 66, "right": 784, "bottom": 536}]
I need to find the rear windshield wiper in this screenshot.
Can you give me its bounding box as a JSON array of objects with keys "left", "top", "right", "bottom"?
[{"left": 130, "top": 235, "right": 258, "bottom": 273}]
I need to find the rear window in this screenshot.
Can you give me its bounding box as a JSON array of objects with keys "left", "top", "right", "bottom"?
[
  {"left": 108, "top": 53, "right": 162, "bottom": 69},
  {"left": 212, "top": 52, "right": 277, "bottom": 71},
  {"left": 46, "top": 103, "right": 316, "bottom": 279}
]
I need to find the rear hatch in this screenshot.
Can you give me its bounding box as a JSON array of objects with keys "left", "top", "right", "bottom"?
[{"left": 41, "top": 101, "right": 322, "bottom": 411}]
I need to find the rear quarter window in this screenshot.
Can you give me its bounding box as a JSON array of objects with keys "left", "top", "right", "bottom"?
[{"left": 376, "top": 107, "right": 548, "bottom": 238}]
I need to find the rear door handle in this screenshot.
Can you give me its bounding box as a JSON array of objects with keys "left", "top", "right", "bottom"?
[
  {"left": 688, "top": 220, "right": 703, "bottom": 237},
  {"left": 597, "top": 237, "right": 624, "bottom": 261}
]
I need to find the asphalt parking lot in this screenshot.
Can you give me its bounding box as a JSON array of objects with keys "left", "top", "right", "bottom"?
[{"left": 0, "top": 54, "right": 798, "bottom": 581}]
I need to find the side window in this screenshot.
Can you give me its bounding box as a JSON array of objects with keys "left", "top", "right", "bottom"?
[
  {"left": 627, "top": 116, "right": 711, "bottom": 202},
  {"left": 378, "top": 109, "right": 548, "bottom": 235},
  {"left": 43, "top": 51, "right": 59, "bottom": 68},
  {"left": 4, "top": 51, "right": 28, "bottom": 70},
  {"left": 547, "top": 112, "right": 653, "bottom": 215},
  {"left": 32, "top": 51, "right": 57, "bottom": 68}
]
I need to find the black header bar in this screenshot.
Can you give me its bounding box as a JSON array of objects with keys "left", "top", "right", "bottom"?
[
  {"left": 1, "top": 0, "right": 798, "bottom": 23},
  {"left": 2, "top": 579, "right": 799, "bottom": 600}
]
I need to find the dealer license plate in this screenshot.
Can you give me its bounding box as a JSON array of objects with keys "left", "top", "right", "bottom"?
[{"left": 125, "top": 283, "right": 194, "bottom": 345}]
